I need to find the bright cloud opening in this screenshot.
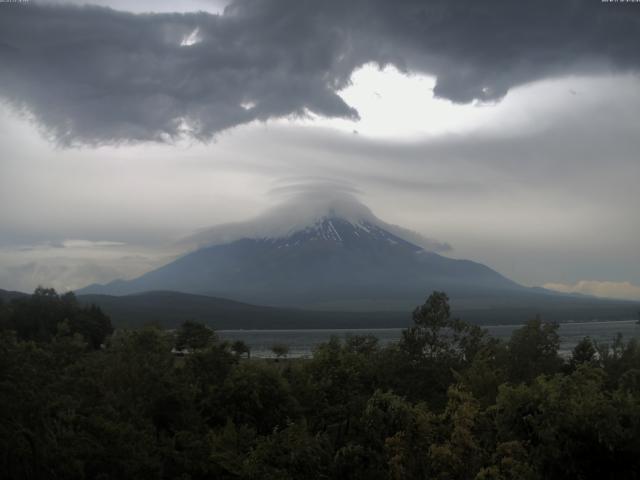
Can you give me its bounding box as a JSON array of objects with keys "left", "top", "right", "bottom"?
[
  {"left": 180, "top": 28, "right": 201, "bottom": 47},
  {"left": 295, "top": 63, "right": 491, "bottom": 138}
]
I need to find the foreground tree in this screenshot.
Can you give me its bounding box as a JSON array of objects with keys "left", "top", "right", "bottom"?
[
  {"left": 507, "top": 316, "right": 562, "bottom": 383},
  {"left": 569, "top": 336, "right": 597, "bottom": 371},
  {"left": 4, "top": 287, "right": 640, "bottom": 479},
  {"left": 0, "top": 287, "right": 112, "bottom": 348},
  {"left": 271, "top": 343, "right": 290, "bottom": 360},
  {"left": 495, "top": 365, "right": 640, "bottom": 478},
  {"left": 174, "top": 320, "right": 217, "bottom": 351},
  {"left": 401, "top": 291, "right": 486, "bottom": 363},
  {"left": 394, "top": 291, "right": 488, "bottom": 406}
]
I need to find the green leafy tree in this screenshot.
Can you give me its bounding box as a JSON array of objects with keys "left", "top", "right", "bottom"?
[
  {"left": 569, "top": 336, "right": 597, "bottom": 371},
  {"left": 354, "top": 389, "right": 426, "bottom": 479},
  {"left": 427, "top": 386, "right": 489, "bottom": 480},
  {"left": 271, "top": 343, "right": 289, "bottom": 360},
  {"left": 296, "top": 337, "right": 379, "bottom": 439},
  {"left": 495, "top": 365, "right": 640, "bottom": 478},
  {"left": 596, "top": 335, "right": 640, "bottom": 387},
  {"left": 458, "top": 338, "right": 509, "bottom": 407},
  {"left": 231, "top": 339, "right": 251, "bottom": 359},
  {"left": 183, "top": 344, "right": 238, "bottom": 427},
  {"left": 395, "top": 291, "right": 489, "bottom": 406},
  {"left": 506, "top": 316, "right": 562, "bottom": 383},
  {"left": 402, "top": 291, "right": 487, "bottom": 363},
  {"left": 0, "top": 287, "right": 112, "bottom": 348},
  {"left": 5, "top": 287, "right": 640, "bottom": 480},
  {"left": 475, "top": 441, "right": 537, "bottom": 480},
  {"left": 68, "top": 303, "right": 113, "bottom": 349},
  {"left": 174, "top": 320, "right": 217, "bottom": 351},
  {"left": 242, "top": 423, "right": 331, "bottom": 480},
  {"left": 221, "top": 363, "right": 298, "bottom": 435},
  {"left": 209, "top": 419, "right": 257, "bottom": 477},
  {"left": 345, "top": 334, "right": 380, "bottom": 356}
]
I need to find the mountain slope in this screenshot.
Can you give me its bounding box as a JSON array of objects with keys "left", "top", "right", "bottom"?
[
  {"left": 76, "top": 290, "right": 640, "bottom": 329},
  {"left": 0, "top": 288, "right": 29, "bottom": 302},
  {"left": 77, "top": 290, "right": 410, "bottom": 329},
  {"left": 77, "top": 191, "right": 637, "bottom": 315},
  {"left": 79, "top": 217, "right": 523, "bottom": 309}
]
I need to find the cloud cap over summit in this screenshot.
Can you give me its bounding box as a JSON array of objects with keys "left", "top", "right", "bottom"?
[{"left": 183, "top": 184, "right": 452, "bottom": 253}]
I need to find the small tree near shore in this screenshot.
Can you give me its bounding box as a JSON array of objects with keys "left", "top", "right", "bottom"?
[
  {"left": 231, "top": 339, "right": 251, "bottom": 359},
  {"left": 175, "top": 320, "right": 217, "bottom": 351},
  {"left": 271, "top": 343, "right": 289, "bottom": 360}
]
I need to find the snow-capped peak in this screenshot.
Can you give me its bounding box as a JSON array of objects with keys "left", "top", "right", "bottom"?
[{"left": 181, "top": 189, "right": 451, "bottom": 253}]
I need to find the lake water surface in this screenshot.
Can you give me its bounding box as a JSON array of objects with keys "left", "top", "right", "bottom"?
[{"left": 219, "top": 320, "right": 640, "bottom": 358}]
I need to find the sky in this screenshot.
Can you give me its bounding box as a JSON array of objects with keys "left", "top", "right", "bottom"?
[{"left": 1, "top": 0, "right": 640, "bottom": 300}]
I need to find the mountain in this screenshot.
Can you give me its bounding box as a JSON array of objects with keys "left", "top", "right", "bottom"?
[
  {"left": 79, "top": 215, "right": 524, "bottom": 309},
  {"left": 0, "top": 288, "right": 29, "bottom": 302},
  {"left": 74, "top": 290, "right": 638, "bottom": 329},
  {"left": 76, "top": 291, "right": 410, "bottom": 329},
  {"left": 2, "top": 287, "right": 637, "bottom": 330},
  {"left": 76, "top": 191, "right": 638, "bottom": 318}
]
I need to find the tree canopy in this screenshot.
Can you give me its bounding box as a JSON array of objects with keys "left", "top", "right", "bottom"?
[
  {"left": 0, "top": 287, "right": 112, "bottom": 348},
  {"left": 1, "top": 289, "right": 640, "bottom": 479}
]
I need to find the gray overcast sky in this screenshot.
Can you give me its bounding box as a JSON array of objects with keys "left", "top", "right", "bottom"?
[{"left": 1, "top": 0, "right": 640, "bottom": 299}]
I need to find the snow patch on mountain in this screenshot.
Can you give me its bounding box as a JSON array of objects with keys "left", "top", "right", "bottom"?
[{"left": 181, "top": 190, "right": 451, "bottom": 253}]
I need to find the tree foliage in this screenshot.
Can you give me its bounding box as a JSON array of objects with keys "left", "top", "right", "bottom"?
[
  {"left": 2, "top": 289, "right": 640, "bottom": 479},
  {"left": 506, "top": 315, "right": 562, "bottom": 383},
  {"left": 175, "top": 319, "right": 217, "bottom": 351},
  {"left": 271, "top": 343, "right": 290, "bottom": 359},
  {"left": 231, "top": 339, "right": 251, "bottom": 358},
  {"left": 0, "top": 287, "right": 112, "bottom": 348}
]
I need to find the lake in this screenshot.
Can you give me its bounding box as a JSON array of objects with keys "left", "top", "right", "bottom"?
[{"left": 219, "top": 320, "right": 640, "bottom": 358}]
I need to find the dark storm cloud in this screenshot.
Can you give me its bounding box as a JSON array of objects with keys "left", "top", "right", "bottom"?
[{"left": 1, "top": 0, "right": 639, "bottom": 144}]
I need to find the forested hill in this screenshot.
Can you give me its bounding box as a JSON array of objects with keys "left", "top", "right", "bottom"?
[
  {"left": 2, "top": 288, "right": 639, "bottom": 329},
  {"left": 76, "top": 291, "right": 410, "bottom": 329},
  {"left": 0, "top": 288, "right": 28, "bottom": 302},
  {"left": 76, "top": 290, "right": 640, "bottom": 328}
]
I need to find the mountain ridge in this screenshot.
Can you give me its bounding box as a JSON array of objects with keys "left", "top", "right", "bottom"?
[
  {"left": 78, "top": 215, "right": 522, "bottom": 309},
  {"left": 76, "top": 192, "right": 634, "bottom": 316},
  {"left": 4, "top": 288, "right": 638, "bottom": 329}
]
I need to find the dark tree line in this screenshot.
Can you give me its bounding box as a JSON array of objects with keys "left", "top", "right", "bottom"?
[
  {"left": 0, "top": 287, "right": 112, "bottom": 348},
  {"left": 1, "top": 290, "right": 640, "bottom": 479}
]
